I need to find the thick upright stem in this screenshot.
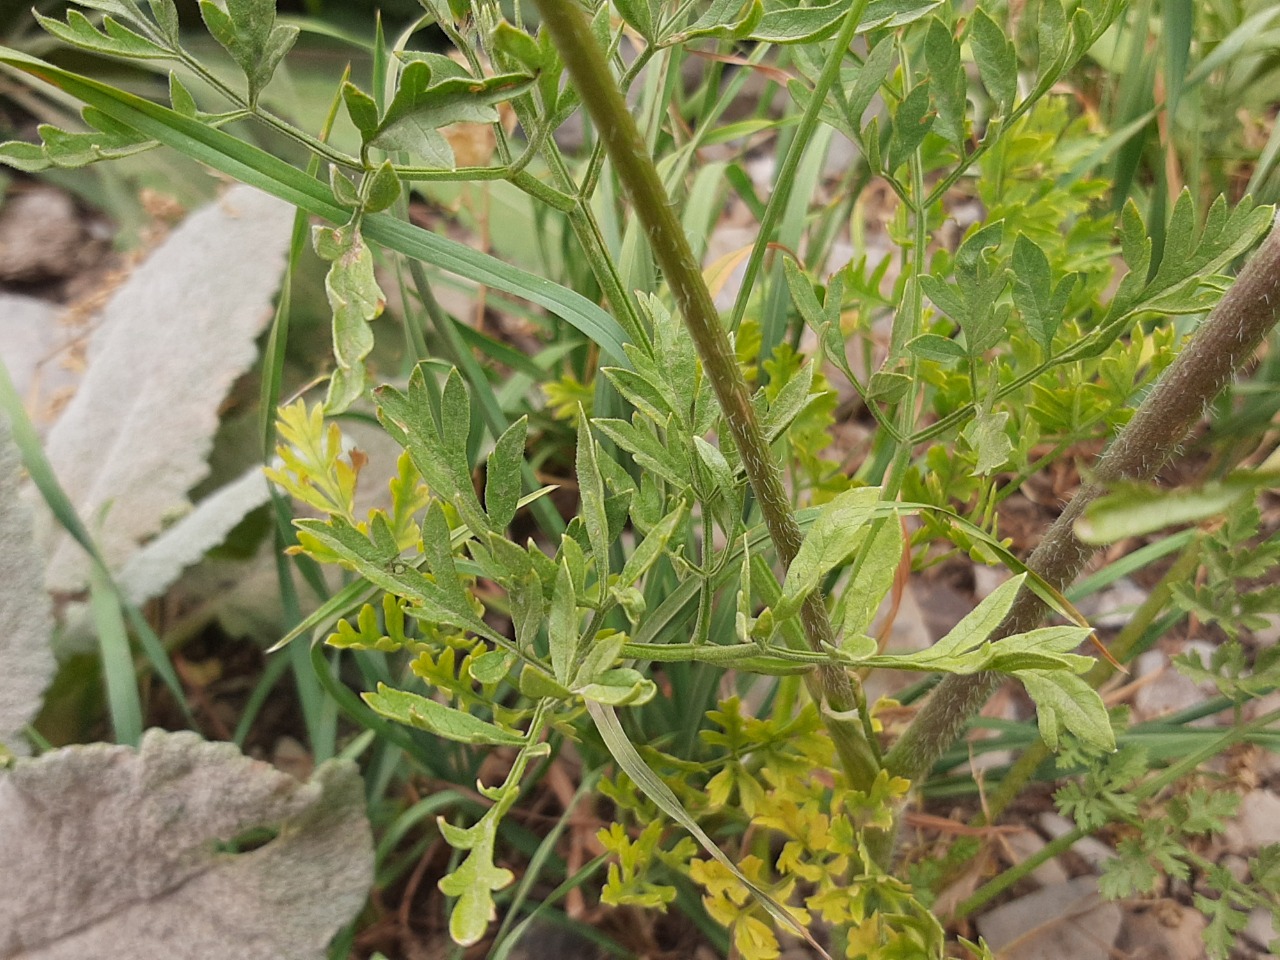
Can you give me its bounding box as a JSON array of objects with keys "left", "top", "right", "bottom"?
[
  {"left": 533, "top": 0, "right": 880, "bottom": 790},
  {"left": 886, "top": 213, "right": 1280, "bottom": 783}
]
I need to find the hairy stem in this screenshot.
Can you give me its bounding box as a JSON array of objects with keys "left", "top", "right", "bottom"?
[
  {"left": 533, "top": 0, "right": 880, "bottom": 790},
  {"left": 886, "top": 213, "right": 1280, "bottom": 784}
]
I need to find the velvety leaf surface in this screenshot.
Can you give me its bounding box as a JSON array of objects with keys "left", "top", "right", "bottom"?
[
  {"left": 0, "top": 729, "right": 373, "bottom": 959},
  {"left": 0, "top": 415, "right": 54, "bottom": 754},
  {"left": 38, "top": 184, "right": 291, "bottom": 593}
]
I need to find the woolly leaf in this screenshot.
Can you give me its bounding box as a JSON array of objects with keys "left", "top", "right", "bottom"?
[{"left": 0, "top": 730, "right": 372, "bottom": 958}]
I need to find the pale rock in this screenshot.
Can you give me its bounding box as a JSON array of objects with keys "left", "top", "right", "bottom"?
[
  {"left": 1038, "top": 813, "right": 1117, "bottom": 870},
  {"left": 1114, "top": 902, "right": 1207, "bottom": 960},
  {"left": 1245, "top": 907, "right": 1278, "bottom": 951},
  {"left": 1234, "top": 790, "right": 1280, "bottom": 852},
  {"left": 1133, "top": 641, "right": 1218, "bottom": 721},
  {"left": 977, "top": 875, "right": 1122, "bottom": 960},
  {"left": 974, "top": 565, "right": 1013, "bottom": 600},
  {"left": 1000, "top": 829, "right": 1069, "bottom": 886},
  {"left": 0, "top": 187, "right": 93, "bottom": 283},
  {"left": 1252, "top": 613, "right": 1280, "bottom": 647},
  {"left": 1077, "top": 577, "right": 1148, "bottom": 629}
]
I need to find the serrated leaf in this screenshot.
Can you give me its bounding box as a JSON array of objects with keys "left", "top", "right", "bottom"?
[
  {"left": 38, "top": 186, "right": 290, "bottom": 604},
  {"left": 199, "top": 0, "right": 297, "bottom": 106},
  {"left": 962, "top": 408, "right": 1013, "bottom": 475},
  {"left": 778, "top": 487, "right": 881, "bottom": 618},
  {"left": 969, "top": 7, "right": 1018, "bottom": 113},
  {"left": 313, "top": 222, "right": 384, "bottom": 414},
  {"left": 907, "top": 332, "right": 967, "bottom": 362},
  {"left": 36, "top": 10, "right": 175, "bottom": 61},
  {"left": 363, "top": 683, "right": 524, "bottom": 745},
  {"left": 549, "top": 560, "right": 577, "bottom": 684},
  {"left": 673, "top": 0, "right": 763, "bottom": 42},
  {"left": 0, "top": 416, "right": 53, "bottom": 754},
  {"left": 1011, "top": 234, "right": 1073, "bottom": 354},
  {"left": 925, "top": 18, "right": 967, "bottom": 146},
  {"left": 0, "top": 730, "right": 372, "bottom": 957},
  {"left": 370, "top": 60, "right": 532, "bottom": 161},
  {"left": 1019, "top": 669, "right": 1115, "bottom": 752},
  {"left": 914, "top": 574, "right": 1027, "bottom": 664},
  {"left": 888, "top": 80, "right": 934, "bottom": 170},
  {"left": 576, "top": 410, "right": 610, "bottom": 587},
  {"left": 749, "top": 0, "right": 846, "bottom": 43},
  {"left": 485, "top": 416, "right": 527, "bottom": 530}
]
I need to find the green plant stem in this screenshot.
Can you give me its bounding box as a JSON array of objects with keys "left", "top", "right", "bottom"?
[
  {"left": 728, "top": 0, "right": 871, "bottom": 333},
  {"left": 886, "top": 211, "right": 1280, "bottom": 785},
  {"left": 533, "top": 0, "right": 880, "bottom": 792}
]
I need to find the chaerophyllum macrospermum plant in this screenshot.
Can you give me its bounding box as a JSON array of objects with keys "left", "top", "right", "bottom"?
[{"left": 7, "top": 0, "right": 1280, "bottom": 956}]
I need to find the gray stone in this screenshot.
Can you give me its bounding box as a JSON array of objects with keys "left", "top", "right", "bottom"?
[{"left": 977, "top": 875, "right": 1122, "bottom": 960}]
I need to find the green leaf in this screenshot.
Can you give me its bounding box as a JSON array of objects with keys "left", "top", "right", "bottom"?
[
  {"left": 868, "top": 370, "right": 911, "bottom": 403},
  {"left": 548, "top": 560, "right": 577, "bottom": 685},
  {"left": 35, "top": 10, "right": 175, "bottom": 61},
  {"left": 370, "top": 60, "right": 532, "bottom": 159},
  {"left": 328, "top": 165, "right": 359, "bottom": 207},
  {"left": 615, "top": 501, "right": 685, "bottom": 592},
  {"left": 168, "top": 72, "right": 197, "bottom": 117},
  {"left": 924, "top": 18, "right": 967, "bottom": 146},
  {"left": 778, "top": 487, "right": 881, "bottom": 618},
  {"left": 761, "top": 360, "right": 816, "bottom": 443},
  {"left": 576, "top": 668, "right": 657, "bottom": 706},
  {"left": 841, "top": 519, "right": 903, "bottom": 637},
  {"left": 1074, "top": 475, "right": 1269, "bottom": 544},
  {"left": 673, "top": 0, "right": 763, "bottom": 42},
  {"left": 198, "top": 0, "right": 297, "bottom": 106},
  {"left": 313, "top": 222, "right": 383, "bottom": 413},
  {"left": 341, "top": 82, "right": 379, "bottom": 139},
  {"left": 363, "top": 159, "right": 401, "bottom": 213},
  {"left": 969, "top": 7, "right": 1018, "bottom": 113},
  {"left": 912, "top": 574, "right": 1026, "bottom": 665},
  {"left": 907, "top": 332, "right": 967, "bottom": 362},
  {"left": 592, "top": 417, "right": 689, "bottom": 489},
  {"left": 363, "top": 683, "right": 525, "bottom": 745},
  {"left": 1019, "top": 670, "right": 1115, "bottom": 752},
  {"left": 437, "top": 813, "right": 515, "bottom": 946},
  {"left": 468, "top": 649, "right": 514, "bottom": 684},
  {"left": 613, "top": 0, "right": 656, "bottom": 39},
  {"left": 888, "top": 80, "right": 934, "bottom": 171},
  {"left": 962, "top": 409, "right": 1013, "bottom": 475},
  {"left": 749, "top": 0, "right": 846, "bottom": 43},
  {"left": 1011, "top": 234, "right": 1073, "bottom": 355},
  {"left": 576, "top": 410, "right": 610, "bottom": 588},
  {"left": 846, "top": 38, "right": 895, "bottom": 131},
  {"left": 860, "top": 0, "right": 943, "bottom": 30},
  {"left": 149, "top": 0, "right": 180, "bottom": 42},
  {"left": 484, "top": 416, "right": 528, "bottom": 530}
]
